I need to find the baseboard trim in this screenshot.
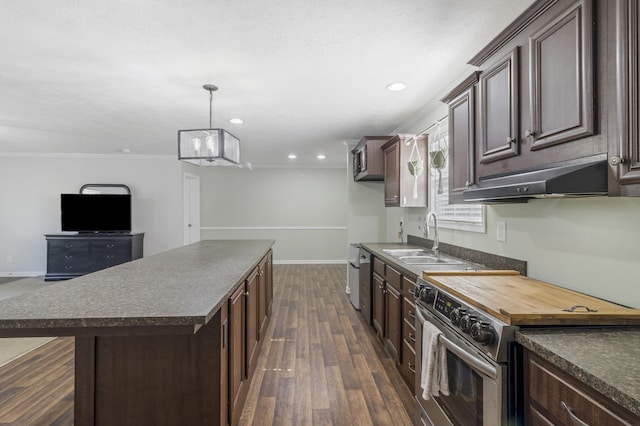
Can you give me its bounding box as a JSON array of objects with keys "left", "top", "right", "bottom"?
[{"left": 0, "top": 271, "right": 45, "bottom": 278}]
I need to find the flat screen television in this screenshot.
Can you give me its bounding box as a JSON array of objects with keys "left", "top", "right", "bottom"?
[{"left": 61, "top": 194, "right": 132, "bottom": 233}]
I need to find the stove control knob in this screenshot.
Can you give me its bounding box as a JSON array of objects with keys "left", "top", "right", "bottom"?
[
  {"left": 470, "top": 321, "right": 495, "bottom": 345},
  {"left": 459, "top": 314, "right": 478, "bottom": 333},
  {"left": 419, "top": 287, "right": 436, "bottom": 304},
  {"left": 449, "top": 308, "right": 467, "bottom": 326}
]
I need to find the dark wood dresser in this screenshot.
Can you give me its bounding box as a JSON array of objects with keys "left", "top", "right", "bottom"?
[{"left": 45, "top": 232, "right": 144, "bottom": 281}]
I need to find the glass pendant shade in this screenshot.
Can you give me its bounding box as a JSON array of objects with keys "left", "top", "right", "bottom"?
[
  {"left": 178, "top": 128, "right": 240, "bottom": 166},
  {"left": 178, "top": 84, "right": 240, "bottom": 166}
]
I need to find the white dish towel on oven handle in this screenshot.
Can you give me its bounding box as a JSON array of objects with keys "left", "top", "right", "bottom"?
[{"left": 420, "top": 321, "right": 450, "bottom": 400}]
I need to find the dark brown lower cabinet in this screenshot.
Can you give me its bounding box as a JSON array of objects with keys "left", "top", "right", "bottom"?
[
  {"left": 219, "top": 301, "right": 229, "bottom": 426},
  {"left": 228, "top": 284, "right": 246, "bottom": 425},
  {"left": 373, "top": 273, "right": 385, "bottom": 338},
  {"left": 227, "top": 251, "right": 273, "bottom": 425},
  {"left": 384, "top": 284, "right": 402, "bottom": 361},
  {"left": 524, "top": 349, "right": 640, "bottom": 425}
]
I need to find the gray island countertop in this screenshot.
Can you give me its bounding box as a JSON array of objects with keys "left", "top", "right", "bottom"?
[
  {"left": 0, "top": 239, "right": 274, "bottom": 335},
  {"left": 517, "top": 328, "right": 640, "bottom": 417}
]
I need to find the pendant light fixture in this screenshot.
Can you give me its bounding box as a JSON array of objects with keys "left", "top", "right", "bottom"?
[{"left": 178, "top": 84, "right": 240, "bottom": 166}]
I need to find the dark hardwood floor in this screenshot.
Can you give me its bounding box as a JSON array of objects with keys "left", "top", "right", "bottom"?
[{"left": 0, "top": 265, "right": 418, "bottom": 425}]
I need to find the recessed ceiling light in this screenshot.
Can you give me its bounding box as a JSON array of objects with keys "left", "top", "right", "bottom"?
[
  {"left": 317, "top": 154, "right": 326, "bottom": 160},
  {"left": 229, "top": 118, "right": 244, "bottom": 124},
  {"left": 386, "top": 82, "right": 407, "bottom": 92},
  {"left": 288, "top": 154, "right": 297, "bottom": 159}
]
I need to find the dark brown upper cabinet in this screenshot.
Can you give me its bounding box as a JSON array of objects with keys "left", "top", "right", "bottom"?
[
  {"left": 352, "top": 136, "right": 391, "bottom": 181},
  {"left": 613, "top": 0, "right": 640, "bottom": 195},
  {"left": 478, "top": 47, "right": 520, "bottom": 164},
  {"left": 466, "top": 0, "right": 605, "bottom": 182},
  {"left": 528, "top": 0, "right": 594, "bottom": 150},
  {"left": 382, "top": 134, "right": 428, "bottom": 207},
  {"left": 441, "top": 72, "right": 480, "bottom": 204}
]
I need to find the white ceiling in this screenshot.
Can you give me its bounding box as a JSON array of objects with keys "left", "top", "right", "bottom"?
[{"left": 0, "top": 0, "right": 535, "bottom": 167}]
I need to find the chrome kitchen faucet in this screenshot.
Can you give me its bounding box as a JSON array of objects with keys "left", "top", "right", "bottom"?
[{"left": 426, "top": 212, "right": 439, "bottom": 256}]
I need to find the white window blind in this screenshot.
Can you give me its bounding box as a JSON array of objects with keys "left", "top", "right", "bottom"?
[{"left": 427, "top": 122, "right": 485, "bottom": 233}]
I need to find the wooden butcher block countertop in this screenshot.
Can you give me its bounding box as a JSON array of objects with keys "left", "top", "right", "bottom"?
[{"left": 421, "top": 271, "right": 640, "bottom": 326}]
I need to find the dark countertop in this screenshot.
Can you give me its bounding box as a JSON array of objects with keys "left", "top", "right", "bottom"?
[
  {"left": 0, "top": 239, "right": 274, "bottom": 335},
  {"left": 517, "top": 328, "right": 640, "bottom": 417}
]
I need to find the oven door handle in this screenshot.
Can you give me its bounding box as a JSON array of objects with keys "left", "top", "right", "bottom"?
[
  {"left": 439, "top": 334, "right": 497, "bottom": 380},
  {"left": 417, "top": 308, "right": 498, "bottom": 380}
]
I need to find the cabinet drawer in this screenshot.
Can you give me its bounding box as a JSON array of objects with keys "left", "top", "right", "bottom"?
[
  {"left": 402, "top": 276, "right": 416, "bottom": 300},
  {"left": 386, "top": 265, "right": 401, "bottom": 291},
  {"left": 400, "top": 334, "right": 416, "bottom": 391},
  {"left": 373, "top": 257, "right": 385, "bottom": 277},
  {"left": 402, "top": 317, "right": 416, "bottom": 349},
  {"left": 527, "top": 352, "right": 638, "bottom": 426},
  {"left": 403, "top": 298, "right": 416, "bottom": 326}
]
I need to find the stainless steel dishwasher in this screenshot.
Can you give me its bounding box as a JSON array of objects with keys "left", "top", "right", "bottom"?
[{"left": 358, "top": 248, "right": 372, "bottom": 323}]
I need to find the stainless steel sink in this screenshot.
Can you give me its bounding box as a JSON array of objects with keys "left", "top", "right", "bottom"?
[
  {"left": 382, "top": 248, "right": 428, "bottom": 257},
  {"left": 397, "top": 255, "right": 465, "bottom": 265}
]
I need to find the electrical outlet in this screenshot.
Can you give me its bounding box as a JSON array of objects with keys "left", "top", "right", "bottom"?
[{"left": 496, "top": 221, "right": 506, "bottom": 242}]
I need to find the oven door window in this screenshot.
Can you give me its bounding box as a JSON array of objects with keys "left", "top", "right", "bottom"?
[{"left": 436, "top": 350, "right": 484, "bottom": 426}]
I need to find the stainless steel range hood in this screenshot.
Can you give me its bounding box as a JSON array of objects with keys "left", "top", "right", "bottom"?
[{"left": 463, "top": 155, "right": 609, "bottom": 203}]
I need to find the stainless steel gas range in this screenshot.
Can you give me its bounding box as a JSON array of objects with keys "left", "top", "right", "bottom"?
[{"left": 413, "top": 276, "right": 521, "bottom": 426}]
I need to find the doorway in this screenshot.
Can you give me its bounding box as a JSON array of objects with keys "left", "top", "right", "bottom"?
[{"left": 183, "top": 173, "right": 201, "bottom": 245}]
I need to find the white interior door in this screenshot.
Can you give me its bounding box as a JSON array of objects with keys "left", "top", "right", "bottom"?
[{"left": 183, "top": 173, "right": 201, "bottom": 245}]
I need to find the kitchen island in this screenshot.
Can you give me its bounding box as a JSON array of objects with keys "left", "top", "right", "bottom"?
[{"left": 0, "top": 239, "right": 274, "bottom": 425}]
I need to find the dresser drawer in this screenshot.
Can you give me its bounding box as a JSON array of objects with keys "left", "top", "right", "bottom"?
[{"left": 48, "top": 240, "right": 90, "bottom": 256}]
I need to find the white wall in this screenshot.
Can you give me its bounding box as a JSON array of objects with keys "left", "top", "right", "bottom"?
[
  {"left": 391, "top": 104, "right": 640, "bottom": 308},
  {"left": 199, "top": 166, "right": 347, "bottom": 263},
  {"left": 0, "top": 155, "right": 184, "bottom": 276},
  {"left": 345, "top": 141, "right": 387, "bottom": 246}
]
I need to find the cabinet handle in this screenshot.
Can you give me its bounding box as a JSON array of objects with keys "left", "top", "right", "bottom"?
[
  {"left": 408, "top": 310, "right": 416, "bottom": 319},
  {"left": 506, "top": 136, "right": 516, "bottom": 144},
  {"left": 408, "top": 332, "right": 415, "bottom": 342},
  {"left": 65, "top": 244, "right": 73, "bottom": 248},
  {"left": 244, "top": 291, "right": 250, "bottom": 297},
  {"left": 65, "top": 255, "right": 73, "bottom": 260},
  {"left": 560, "top": 402, "right": 589, "bottom": 426},
  {"left": 408, "top": 362, "right": 416, "bottom": 373},
  {"left": 524, "top": 129, "right": 535, "bottom": 138},
  {"left": 64, "top": 265, "right": 73, "bottom": 270},
  {"left": 610, "top": 156, "right": 625, "bottom": 166},
  {"left": 106, "top": 254, "right": 115, "bottom": 259},
  {"left": 106, "top": 244, "right": 114, "bottom": 248}
]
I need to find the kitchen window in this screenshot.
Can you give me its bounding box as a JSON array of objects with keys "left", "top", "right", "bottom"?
[{"left": 427, "top": 122, "right": 485, "bottom": 233}]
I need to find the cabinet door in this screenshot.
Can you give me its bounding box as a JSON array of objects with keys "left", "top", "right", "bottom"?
[
  {"left": 479, "top": 48, "right": 520, "bottom": 164},
  {"left": 383, "top": 142, "right": 400, "bottom": 206},
  {"left": 228, "top": 285, "right": 245, "bottom": 425},
  {"left": 528, "top": 0, "right": 594, "bottom": 150},
  {"left": 384, "top": 284, "right": 402, "bottom": 362},
  {"left": 615, "top": 0, "right": 640, "bottom": 192},
  {"left": 219, "top": 301, "right": 229, "bottom": 426},
  {"left": 246, "top": 269, "right": 259, "bottom": 378},
  {"left": 443, "top": 72, "right": 479, "bottom": 203},
  {"left": 258, "top": 256, "right": 268, "bottom": 340},
  {"left": 372, "top": 273, "right": 385, "bottom": 338},
  {"left": 266, "top": 251, "right": 273, "bottom": 315}
]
